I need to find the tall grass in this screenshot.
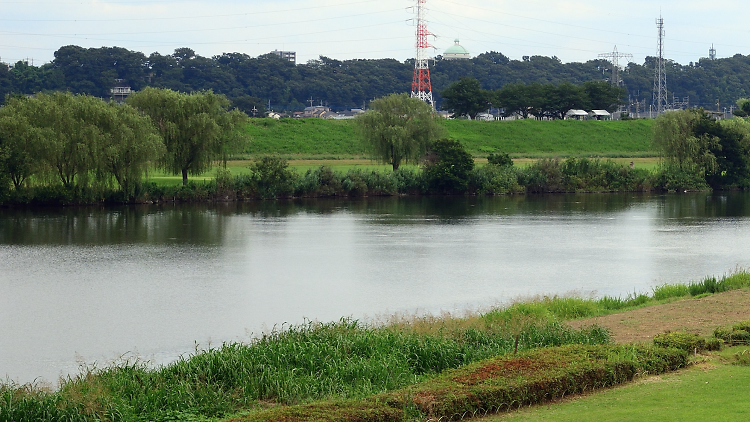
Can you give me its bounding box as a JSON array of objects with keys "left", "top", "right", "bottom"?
[
  {"left": 0, "top": 317, "right": 608, "bottom": 422},
  {"left": 493, "top": 271, "right": 750, "bottom": 324}
]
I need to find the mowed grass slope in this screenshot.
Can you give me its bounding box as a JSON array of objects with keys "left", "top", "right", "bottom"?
[
  {"left": 242, "top": 118, "right": 655, "bottom": 158},
  {"left": 447, "top": 119, "right": 654, "bottom": 157},
  {"left": 484, "top": 348, "right": 750, "bottom": 422},
  {"left": 243, "top": 118, "right": 362, "bottom": 157}
]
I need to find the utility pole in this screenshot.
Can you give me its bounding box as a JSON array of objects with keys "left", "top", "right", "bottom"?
[
  {"left": 598, "top": 46, "right": 632, "bottom": 87},
  {"left": 411, "top": 0, "right": 436, "bottom": 108},
  {"left": 653, "top": 16, "right": 669, "bottom": 115}
]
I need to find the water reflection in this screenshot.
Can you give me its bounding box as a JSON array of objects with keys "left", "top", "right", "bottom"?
[
  {"left": 656, "top": 192, "right": 750, "bottom": 222},
  {"left": 0, "top": 205, "right": 232, "bottom": 245},
  {"left": 2, "top": 193, "right": 746, "bottom": 245}
]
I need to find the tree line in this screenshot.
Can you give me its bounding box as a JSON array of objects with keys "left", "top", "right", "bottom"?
[
  {"left": 0, "top": 88, "right": 247, "bottom": 202},
  {"left": 440, "top": 77, "right": 626, "bottom": 119},
  {"left": 2, "top": 45, "right": 750, "bottom": 111}
]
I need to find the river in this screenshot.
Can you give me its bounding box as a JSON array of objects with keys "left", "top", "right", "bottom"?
[{"left": 2, "top": 193, "right": 750, "bottom": 384}]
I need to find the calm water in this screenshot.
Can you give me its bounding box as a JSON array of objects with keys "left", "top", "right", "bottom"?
[{"left": 2, "top": 193, "right": 750, "bottom": 384}]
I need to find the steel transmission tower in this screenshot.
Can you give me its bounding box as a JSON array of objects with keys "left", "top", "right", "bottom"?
[
  {"left": 653, "top": 17, "right": 668, "bottom": 115},
  {"left": 411, "top": 0, "right": 435, "bottom": 107},
  {"left": 598, "top": 46, "right": 632, "bottom": 87}
]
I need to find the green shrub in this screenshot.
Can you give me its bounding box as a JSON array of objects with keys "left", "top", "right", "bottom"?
[
  {"left": 716, "top": 328, "right": 750, "bottom": 346},
  {"left": 732, "top": 320, "right": 750, "bottom": 332},
  {"left": 391, "top": 168, "right": 424, "bottom": 194},
  {"left": 653, "top": 163, "right": 710, "bottom": 191},
  {"left": 653, "top": 331, "right": 721, "bottom": 352},
  {"left": 214, "top": 168, "right": 235, "bottom": 199},
  {"left": 487, "top": 152, "right": 513, "bottom": 166},
  {"left": 713, "top": 322, "right": 750, "bottom": 346},
  {"left": 250, "top": 156, "right": 297, "bottom": 199},
  {"left": 469, "top": 164, "right": 523, "bottom": 194},
  {"left": 734, "top": 349, "right": 750, "bottom": 366},
  {"left": 521, "top": 158, "right": 564, "bottom": 192},
  {"left": 423, "top": 139, "right": 475, "bottom": 194}
]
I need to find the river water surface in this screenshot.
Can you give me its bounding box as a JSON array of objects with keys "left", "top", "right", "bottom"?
[{"left": 2, "top": 193, "right": 750, "bottom": 384}]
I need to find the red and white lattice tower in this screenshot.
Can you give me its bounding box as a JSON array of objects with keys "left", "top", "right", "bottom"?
[{"left": 411, "top": 0, "right": 435, "bottom": 107}]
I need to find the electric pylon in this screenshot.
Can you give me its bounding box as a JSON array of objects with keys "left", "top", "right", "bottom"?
[
  {"left": 411, "top": 0, "right": 435, "bottom": 108},
  {"left": 653, "top": 16, "right": 668, "bottom": 115},
  {"left": 598, "top": 46, "right": 632, "bottom": 87}
]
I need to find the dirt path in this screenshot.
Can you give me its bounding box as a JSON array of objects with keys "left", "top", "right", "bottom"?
[{"left": 567, "top": 288, "right": 750, "bottom": 344}]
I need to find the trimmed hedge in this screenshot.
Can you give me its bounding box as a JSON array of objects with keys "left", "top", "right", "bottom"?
[
  {"left": 714, "top": 320, "right": 750, "bottom": 346},
  {"left": 234, "top": 345, "right": 687, "bottom": 422},
  {"left": 653, "top": 332, "right": 723, "bottom": 353}
]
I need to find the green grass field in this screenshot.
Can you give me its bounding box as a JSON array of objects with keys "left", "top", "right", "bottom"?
[
  {"left": 242, "top": 118, "right": 655, "bottom": 159},
  {"left": 486, "top": 348, "right": 750, "bottom": 422},
  {"left": 144, "top": 118, "right": 656, "bottom": 186}
]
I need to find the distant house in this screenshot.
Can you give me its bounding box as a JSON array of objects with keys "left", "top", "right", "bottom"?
[
  {"left": 702, "top": 110, "right": 728, "bottom": 121},
  {"left": 565, "top": 109, "right": 589, "bottom": 120},
  {"left": 330, "top": 109, "right": 366, "bottom": 120},
  {"left": 303, "top": 106, "right": 330, "bottom": 118},
  {"left": 271, "top": 50, "right": 296, "bottom": 64},
  {"left": 589, "top": 110, "right": 611, "bottom": 120},
  {"left": 111, "top": 79, "right": 133, "bottom": 103}
]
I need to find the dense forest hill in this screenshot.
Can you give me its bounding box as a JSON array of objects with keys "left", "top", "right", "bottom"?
[{"left": 1, "top": 45, "right": 749, "bottom": 111}]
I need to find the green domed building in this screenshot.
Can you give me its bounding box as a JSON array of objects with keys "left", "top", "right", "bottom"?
[{"left": 443, "top": 39, "right": 471, "bottom": 60}]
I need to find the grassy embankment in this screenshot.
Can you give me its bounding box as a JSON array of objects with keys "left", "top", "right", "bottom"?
[
  {"left": 147, "top": 118, "right": 656, "bottom": 186},
  {"left": 2, "top": 271, "right": 749, "bottom": 422},
  {"left": 242, "top": 118, "right": 655, "bottom": 159}
]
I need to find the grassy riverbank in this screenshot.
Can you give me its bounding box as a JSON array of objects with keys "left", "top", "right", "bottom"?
[
  {"left": 482, "top": 346, "right": 750, "bottom": 422},
  {"left": 2, "top": 271, "right": 750, "bottom": 422},
  {"left": 243, "top": 118, "right": 655, "bottom": 159}
]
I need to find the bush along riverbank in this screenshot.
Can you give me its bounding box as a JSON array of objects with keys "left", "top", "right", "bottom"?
[
  {"left": 0, "top": 153, "right": 659, "bottom": 206},
  {"left": 3, "top": 271, "right": 749, "bottom": 422}
]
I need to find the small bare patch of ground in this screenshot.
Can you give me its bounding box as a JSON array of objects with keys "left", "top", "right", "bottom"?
[{"left": 568, "top": 289, "right": 750, "bottom": 344}]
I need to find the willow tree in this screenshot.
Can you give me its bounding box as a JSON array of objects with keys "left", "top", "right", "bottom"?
[
  {"left": 0, "top": 103, "right": 44, "bottom": 188},
  {"left": 0, "top": 93, "right": 163, "bottom": 195},
  {"left": 356, "top": 93, "right": 444, "bottom": 171},
  {"left": 127, "top": 87, "right": 248, "bottom": 185},
  {"left": 652, "top": 110, "right": 718, "bottom": 177},
  {"left": 93, "top": 102, "right": 165, "bottom": 196}
]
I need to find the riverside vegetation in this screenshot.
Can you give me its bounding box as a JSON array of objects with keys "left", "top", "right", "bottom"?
[
  {"left": 4, "top": 89, "right": 750, "bottom": 206},
  {"left": 2, "top": 271, "right": 750, "bottom": 422}
]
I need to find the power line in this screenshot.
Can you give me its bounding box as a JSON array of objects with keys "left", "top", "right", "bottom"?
[
  {"left": 598, "top": 46, "right": 633, "bottom": 87},
  {"left": 0, "top": 0, "right": 383, "bottom": 22},
  {"left": 653, "top": 17, "right": 668, "bottom": 115}
]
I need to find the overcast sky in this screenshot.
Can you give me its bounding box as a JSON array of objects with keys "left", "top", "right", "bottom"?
[{"left": 1, "top": 0, "right": 747, "bottom": 67}]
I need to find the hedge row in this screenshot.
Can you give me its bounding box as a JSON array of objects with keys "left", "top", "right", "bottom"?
[{"left": 234, "top": 344, "right": 687, "bottom": 422}]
